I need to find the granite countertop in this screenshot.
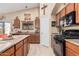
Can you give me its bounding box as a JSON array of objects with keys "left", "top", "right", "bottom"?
[
  {"left": 65, "top": 39, "right": 79, "bottom": 46},
  {"left": 0, "top": 35, "right": 30, "bottom": 53}
]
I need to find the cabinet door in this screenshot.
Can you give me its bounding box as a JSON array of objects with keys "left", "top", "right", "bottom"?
[
  {"left": 0, "top": 46, "right": 14, "bottom": 56},
  {"left": 66, "top": 41, "right": 79, "bottom": 56},
  {"left": 66, "top": 47, "right": 79, "bottom": 56},
  {"left": 16, "top": 46, "right": 24, "bottom": 56},
  {"left": 24, "top": 39, "right": 28, "bottom": 56},
  {"left": 14, "top": 16, "right": 20, "bottom": 28},
  {"left": 35, "top": 17, "right": 40, "bottom": 29},
  {"left": 75, "top": 3, "right": 79, "bottom": 23},
  {"left": 66, "top": 3, "right": 75, "bottom": 14},
  {"left": 24, "top": 43, "right": 28, "bottom": 56},
  {"left": 35, "top": 34, "right": 40, "bottom": 43},
  {"left": 60, "top": 8, "right": 65, "bottom": 17},
  {"left": 56, "top": 13, "right": 60, "bottom": 26}
]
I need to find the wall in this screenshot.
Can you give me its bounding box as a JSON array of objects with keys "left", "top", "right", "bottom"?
[
  {"left": 51, "top": 15, "right": 58, "bottom": 33},
  {"left": 1, "top": 7, "right": 40, "bottom": 32}
]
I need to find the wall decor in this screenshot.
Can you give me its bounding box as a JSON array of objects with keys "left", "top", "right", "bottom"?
[
  {"left": 24, "top": 14, "right": 31, "bottom": 20},
  {"left": 51, "top": 21, "right": 56, "bottom": 27}
]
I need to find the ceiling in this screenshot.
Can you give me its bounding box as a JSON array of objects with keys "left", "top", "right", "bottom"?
[{"left": 0, "top": 3, "right": 39, "bottom": 15}]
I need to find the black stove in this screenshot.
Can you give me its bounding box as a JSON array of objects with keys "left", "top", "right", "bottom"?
[{"left": 63, "top": 30, "right": 79, "bottom": 39}]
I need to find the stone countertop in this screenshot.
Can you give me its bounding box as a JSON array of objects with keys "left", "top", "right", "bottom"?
[
  {"left": 65, "top": 39, "right": 79, "bottom": 46},
  {"left": 0, "top": 35, "right": 30, "bottom": 53}
]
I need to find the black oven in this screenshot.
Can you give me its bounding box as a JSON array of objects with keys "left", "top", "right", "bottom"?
[{"left": 60, "top": 11, "right": 75, "bottom": 27}]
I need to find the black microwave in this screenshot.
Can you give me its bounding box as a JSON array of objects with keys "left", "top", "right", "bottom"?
[{"left": 60, "top": 11, "right": 75, "bottom": 27}]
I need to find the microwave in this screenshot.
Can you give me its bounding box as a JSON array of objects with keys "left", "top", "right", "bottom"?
[{"left": 60, "top": 11, "right": 75, "bottom": 27}]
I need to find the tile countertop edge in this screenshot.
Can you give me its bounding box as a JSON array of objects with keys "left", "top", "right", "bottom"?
[
  {"left": 0, "top": 35, "right": 30, "bottom": 54},
  {"left": 65, "top": 39, "right": 79, "bottom": 46}
]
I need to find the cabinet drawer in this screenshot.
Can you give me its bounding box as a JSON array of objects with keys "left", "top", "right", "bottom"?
[
  {"left": 66, "top": 41, "right": 79, "bottom": 54},
  {"left": 15, "top": 41, "right": 23, "bottom": 50},
  {"left": 0, "top": 46, "right": 14, "bottom": 56}
]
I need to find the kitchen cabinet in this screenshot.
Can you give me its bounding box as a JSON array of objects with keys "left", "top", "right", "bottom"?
[
  {"left": 66, "top": 41, "right": 79, "bottom": 56},
  {"left": 35, "top": 17, "right": 40, "bottom": 29},
  {"left": 0, "top": 36, "right": 30, "bottom": 56},
  {"left": 24, "top": 37, "right": 29, "bottom": 56},
  {"left": 60, "top": 8, "right": 66, "bottom": 17},
  {"left": 75, "top": 3, "right": 79, "bottom": 24},
  {"left": 15, "top": 41, "right": 24, "bottom": 56},
  {"left": 16, "top": 46, "right": 24, "bottom": 56},
  {"left": 66, "top": 3, "right": 75, "bottom": 14},
  {"left": 56, "top": 13, "right": 60, "bottom": 26},
  {"left": 13, "top": 16, "right": 20, "bottom": 28},
  {"left": 0, "top": 46, "right": 15, "bottom": 56},
  {"left": 28, "top": 34, "right": 40, "bottom": 44}
]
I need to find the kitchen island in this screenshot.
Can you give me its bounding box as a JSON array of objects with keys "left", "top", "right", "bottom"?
[
  {"left": 0, "top": 35, "right": 30, "bottom": 56},
  {"left": 65, "top": 39, "right": 79, "bottom": 56}
]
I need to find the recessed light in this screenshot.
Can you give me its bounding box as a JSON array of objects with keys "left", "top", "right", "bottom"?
[{"left": 25, "top": 5, "right": 27, "bottom": 8}]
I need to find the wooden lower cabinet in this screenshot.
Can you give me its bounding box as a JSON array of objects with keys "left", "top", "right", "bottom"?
[
  {"left": 15, "top": 41, "right": 24, "bottom": 56},
  {"left": 0, "top": 46, "right": 15, "bottom": 56},
  {"left": 24, "top": 38, "right": 29, "bottom": 56},
  {"left": 15, "top": 46, "right": 24, "bottom": 56},
  {"left": 66, "top": 47, "right": 79, "bottom": 56},
  {"left": 28, "top": 34, "right": 40, "bottom": 44},
  {"left": 24, "top": 43, "right": 28, "bottom": 56},
  {"left": 66, "top": 41, "right": 79, "bottom": 56},
  {"left": 0, "top": 36, "right": 30, "bottom": 56}
]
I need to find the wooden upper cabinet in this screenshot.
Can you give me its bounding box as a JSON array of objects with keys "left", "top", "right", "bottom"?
[
  {"left": 75, "top": 3, "right": 79, "bottom": 24},
  {"left": 35, "top": 17, "right": 40, "bottom": 29},
  {"left": 60, "top": 8, "right": 65, "bottom": 18},
  {"left": 56, "top": 13, "right": 60, "bottom": 26},
  {"left": 66, "top": 3, "right": 75, "bottom": 14},
  {"left": 13, "top": 16, "right": 20, "bottom": 28}
]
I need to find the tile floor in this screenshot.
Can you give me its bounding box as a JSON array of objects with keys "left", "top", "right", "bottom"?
[{"left": 27, "top": 44, "right": 55, "bottom": 56}]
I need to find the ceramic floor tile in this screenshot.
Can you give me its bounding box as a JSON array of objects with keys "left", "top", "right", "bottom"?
[{"left": 27, "top": 44, "right": 55, "bottom": 56}]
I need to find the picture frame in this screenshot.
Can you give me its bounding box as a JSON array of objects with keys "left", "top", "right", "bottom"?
[{"left": 51, "top": 21, "right": 56, "bottom": 27}]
